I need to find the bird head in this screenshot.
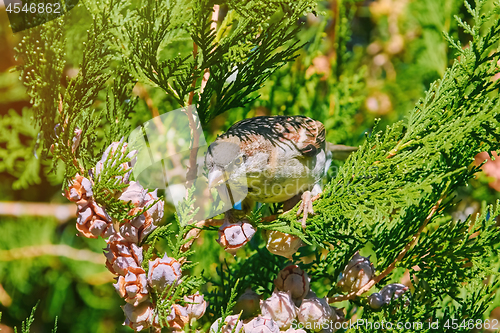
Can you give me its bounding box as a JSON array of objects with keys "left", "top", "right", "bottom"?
[{"left": 205, "top": 138, "right": 248, "bottom": 205}]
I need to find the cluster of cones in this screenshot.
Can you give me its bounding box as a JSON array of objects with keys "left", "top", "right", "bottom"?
[{"left": 64, "top": 141, "right": 206, "bottom": 331}]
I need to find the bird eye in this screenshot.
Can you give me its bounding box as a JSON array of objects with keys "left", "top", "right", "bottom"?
[{"left": 234, "top": 156, "right": 243, "bottom": 166}]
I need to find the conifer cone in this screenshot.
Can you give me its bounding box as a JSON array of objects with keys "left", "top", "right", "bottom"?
[
  {"left": 210, "top": 314, "right": 244, "bottom": 333},
  {"left": 217, "top": 219, "right": 256, "bottom": 255},
  {"left": 265, "top": 230, "right": 303, "bottom": 259},
  {"left": 64, "top": 174, "right": 93, "bottom": 209},
  {"left": 147, "top": 254, "right": 182, "bottom": 293},
  {"left": 367, "top": 283, "right": 410, "bottom": 310},
  {"left": 113, "top": 266, "right": 149, "bottom": 306},
  {"left": 260, "top": 290, "right": 297, "bottom": 329},
  {"left": 64, "top": 174, "right": 114, "bottom": 239},
  {"left": 104, "top": 234, "right": 143, "bottom": 276},
  {"left": 296, "top": 292, "right": 332, "bottom": 332},
  {"left": 119, "top": 182, "right": 163, "bottom": 243},
  {"left": 94, "top": 139, "right": 137, "bottom": 186},
  {"left": 184, "top": 292, "right": 207, "bottom": 321},
  {"left": 233, "top": 288, "right": 261, "bottom": 318},
  {"left": 122, "top": 302, "right": 154, "bottom": 332},
  {"left": 274, "top": 265, "right": 310, "bottom": 306},
  {"left": 244, "top": 316, "right": 280, "bottom": 333},
  {"left": 76, "top": 200, "right": 114, "bottom": 238},
  {"left": 337, "top": 251, "right": 375, "bottom": 293}
]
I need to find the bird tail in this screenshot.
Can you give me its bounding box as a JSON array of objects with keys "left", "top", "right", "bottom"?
[{"left": 326, "top": 143, "right": 358, "bottom": 160}]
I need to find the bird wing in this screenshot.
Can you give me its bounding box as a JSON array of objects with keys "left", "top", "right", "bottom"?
[
  {"left": 222, "top": 115, "right": 326, "bottom": 158},
  {"left": 279, "top": 116, "right": 326, "bottom": 157}
]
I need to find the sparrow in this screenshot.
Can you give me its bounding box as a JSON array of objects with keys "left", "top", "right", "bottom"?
[{"left": 205, "top": 115, "right": 354, "bottom": 228}]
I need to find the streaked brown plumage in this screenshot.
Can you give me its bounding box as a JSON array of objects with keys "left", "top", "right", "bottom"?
[{"left": 205, "top": 115, "right": 352, "bottom": 227}]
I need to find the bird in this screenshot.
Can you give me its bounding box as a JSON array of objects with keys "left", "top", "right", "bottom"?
[{"left": 204, "top": 115, "right": 355, "bottom": 228}]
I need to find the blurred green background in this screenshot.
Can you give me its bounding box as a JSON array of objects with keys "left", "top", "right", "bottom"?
[{"left": 1, "top": 0, "right": 500, "bottom": 332}]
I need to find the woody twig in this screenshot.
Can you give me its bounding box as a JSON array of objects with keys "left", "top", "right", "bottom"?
[{"left": 180, "top": 5, "right": 221, "bottom": 253}]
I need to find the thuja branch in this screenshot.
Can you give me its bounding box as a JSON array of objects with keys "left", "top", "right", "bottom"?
[
  {"left": 185, "top": 4, "right": 220, "bottom": 188},
  {"left": 184, "top": 103, "right": 201, "bottom": 189},
  {"left": 178, "top": 3, "right": 220, "bottom": 246},
  {"left": 180, "top": 218, "right": 225, "bottom": 253},
  {"left": 200, "top": 4, "right": 219, "bottom": 95},
  {"left": 328, "top": 198, "right": 443, "bottom": 303}
]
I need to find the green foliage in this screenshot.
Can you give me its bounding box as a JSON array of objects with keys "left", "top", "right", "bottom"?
[
  {"left": 196, "top": 9, "right": 307, "bottom": 124},
  {"left": 272, "top": 0, "right": 500, "bottom": 245},
  {"left": 153, "top": 274, "right": 205, "bottom": 330},
  {"left": 10, "top": 301, "right": 57, "bottom": 333},
  {"left": 13, "top": 302, "right": 37, "bottom": 333},
  {"left": 123, "top": 0, "right": 190, "bottom": 107},
  {"left": 52, "top": 316, "right": 58, "bottom": 333},
  {"left": 14, "top": 17, "right": 65, "bottom": 157},
  {"left": 360, "top": 280, "right": 496, "bottom": 332},
  {"left": 215, "top": 280, "right": 240, "bottom": 333},
  {"left": 168, "top": 186, "right": 199, "bottom": 260},
  {"left": 102, "top": 69, "right": 139, "bottom": 149},
  {"left": 258, "top": 0, "right": 500, "bottom": 326},
  {"left": 3, "top": 0, "right": 500, "bottom": 331},
  {"left": 0, "top": 109, "right": 41, "bottom": 189},
  {"left": 13, "top": 0, "right": 131, "bottom": 181},
  {"left": 404, "top": 201, "right": 500, "bottom": 299},
  {"left": 0, "top": 216, "right": 122, "bottom": 332},
  {"left": 55, "top": 0, "right": 120, "bottom": 171},
  {"left": 228, "top": 0, "right": 368, "bottom": 147},
  {"left": 123, "top": 0, "right": 316, "bottom": 124},
  {"left": 90, "top": 139, "right": 135, "bottom": 220},
  {"left": 206, "top": 262, "right": 241, "bottom": 321}
]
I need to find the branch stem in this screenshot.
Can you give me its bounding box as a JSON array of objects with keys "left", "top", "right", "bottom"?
[
  {"left": 185, "top": 4, "right": 219, "bottom": 188},
  {"left": 180, "top": 218, "right": 225, "bottom": 252}
]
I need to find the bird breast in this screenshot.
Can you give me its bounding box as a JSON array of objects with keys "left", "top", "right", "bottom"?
[{"left": 242, "top": 141, "right": 327, "bottom": 203}]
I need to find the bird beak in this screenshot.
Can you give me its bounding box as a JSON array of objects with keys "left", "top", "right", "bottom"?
[{"left": 208, "top": 168, "right": 228, "bottom": 189}]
